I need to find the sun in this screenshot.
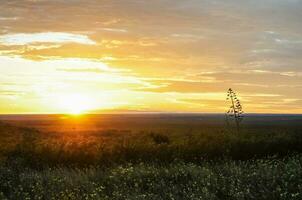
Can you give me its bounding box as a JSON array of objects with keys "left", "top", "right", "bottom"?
[{"left": 58, "top": 94, "right": 96, "bottom": 115}]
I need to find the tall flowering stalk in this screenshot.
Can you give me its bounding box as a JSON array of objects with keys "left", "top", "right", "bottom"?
[{"left": 226, "top": 88, "right": 244, "bottom": 131}]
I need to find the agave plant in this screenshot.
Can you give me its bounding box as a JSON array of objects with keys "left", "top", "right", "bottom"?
[{"left": 226, "top": 88, "right": 244, "bottom": 131}]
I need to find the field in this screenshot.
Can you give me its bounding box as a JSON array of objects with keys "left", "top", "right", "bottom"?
[{"left": 0, "top": 114, "right": 302, "bottom": 199}]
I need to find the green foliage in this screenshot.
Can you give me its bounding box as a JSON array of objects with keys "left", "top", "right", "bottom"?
[
  {"left": 0, "top": 156, "right": 302, "bottom": 199},
  {"left": 0, "top": 122, "right": 302, "bottom": 199},
  {"left": 0, "top": 123, "right": 302, "bottom": 167}
]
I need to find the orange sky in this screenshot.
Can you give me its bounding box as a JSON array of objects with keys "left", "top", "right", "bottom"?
[{"left": 0, "top": 0, "right": 301, "bottom": 114}]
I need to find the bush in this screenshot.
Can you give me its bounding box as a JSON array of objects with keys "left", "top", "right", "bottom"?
[{"left": 149, "top": 133, "right": 170, "bottom": 145}]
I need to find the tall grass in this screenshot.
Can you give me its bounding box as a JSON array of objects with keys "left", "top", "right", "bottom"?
[
  {"left": 0, "top": 122, "right": 302, "bottom": 199},
  {"left": 1, "top": 155, "right": 302, "bottom": 199},
  {"left": 1, "top": 123, "right": 301, "bottom": 168}
]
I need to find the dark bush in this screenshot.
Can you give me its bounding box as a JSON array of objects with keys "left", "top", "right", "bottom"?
[{"left": 149, "top": 133, "right": 170, "bottom": 145}]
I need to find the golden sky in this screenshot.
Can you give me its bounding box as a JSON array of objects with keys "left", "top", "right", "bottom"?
[{"left": 0, "top": 0, "right": 301, "bottom": 114}]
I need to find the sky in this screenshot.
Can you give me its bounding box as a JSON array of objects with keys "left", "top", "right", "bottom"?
[{"left": 0, "top": 0, "right": 302, "bottom": 114}]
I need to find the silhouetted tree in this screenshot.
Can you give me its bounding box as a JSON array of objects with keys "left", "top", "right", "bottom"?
[{"left": 226, "top": 88, "right": 244, "bottom": 131}]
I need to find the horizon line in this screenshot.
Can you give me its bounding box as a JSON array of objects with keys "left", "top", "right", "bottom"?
[{"left": 0, "top": 112, "right": 302, "bottom": 116}]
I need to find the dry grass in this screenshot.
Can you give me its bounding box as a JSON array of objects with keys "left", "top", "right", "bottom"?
[{"left": 0, "top": 120, "right": 302, "bottom": 199}]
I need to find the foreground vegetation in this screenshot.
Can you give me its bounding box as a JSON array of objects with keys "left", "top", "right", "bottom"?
[
  {"left": 0, "top": 120, "right": 302, "bottom": 199},
  {"left": 1, "top": 155, "right": 302, "bottom": 200}
]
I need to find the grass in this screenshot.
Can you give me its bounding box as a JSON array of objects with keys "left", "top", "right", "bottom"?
[
  {"left": 1, "top": 156, "right": 302, "bottom": 199},
  {"left": 0, "top": 120, "right": 302, "bottom": 199}
]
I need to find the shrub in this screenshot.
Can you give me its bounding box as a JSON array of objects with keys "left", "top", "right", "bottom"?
[{"left": 149, "top": 133, "right": 170, "bottom": 145}]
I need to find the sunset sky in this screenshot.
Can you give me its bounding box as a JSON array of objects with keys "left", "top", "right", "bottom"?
[{"left": 0, "top": 0, "right": 302, "bottom": 114}]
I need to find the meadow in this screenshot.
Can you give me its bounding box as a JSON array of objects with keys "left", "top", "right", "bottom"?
[{"left": 0, "top": 114, "right": 302, "bottom": 199}]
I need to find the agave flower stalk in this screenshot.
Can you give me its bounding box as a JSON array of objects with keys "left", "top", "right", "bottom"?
[{"left": 226, "top": 88, "right": 244, "bottom": 131}]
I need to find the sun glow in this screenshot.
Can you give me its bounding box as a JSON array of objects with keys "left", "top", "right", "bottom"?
[{"left": 58, "top": 94, "right": 96, "bottom": 115}]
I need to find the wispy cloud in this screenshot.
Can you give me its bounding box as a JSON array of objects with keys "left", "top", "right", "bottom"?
[
  {"left": 57, "top": 68, "right": 105, "bottom": 73},
  {"left": 0, "top": 17, "right": 19, "bottom": 21},
  {"left": 0, "top": 0, "right": 302, "bottom": 113},
  {"left": 99, "top": 28, "right": 128, "bottom": 33},
  {"left": 0, "top": 32, "right": 96, "bottom": 45}
]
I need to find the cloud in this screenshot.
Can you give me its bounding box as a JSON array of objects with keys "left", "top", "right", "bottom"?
[
  {"left": 57, "top": 68, "right": 105, "bottom": 73},
  {"left": 243, "top": 93, "right": 282, "bottom": 98},
  {"left": 0, "top": 32, "right": 96, "bottom": 45},
  {"left": 0, "top": 17, "right": 19, "bottom": 21},
  {"left": 99, "top": 28, "right": 128, "bottom": 33},
  {"left": 0, "top": 0, "right": 302, "bottom": 113},
  {"left": 0, "top": 90, "right": 24, "bottom": 97}
]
